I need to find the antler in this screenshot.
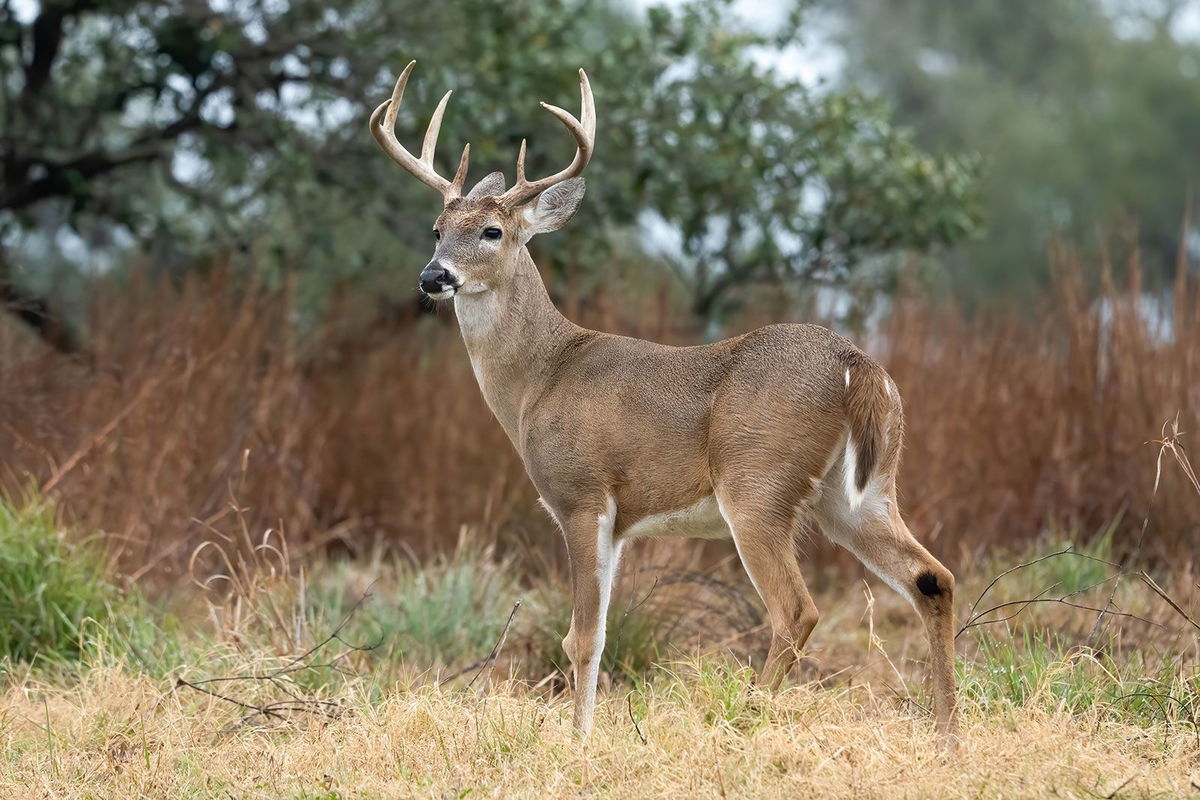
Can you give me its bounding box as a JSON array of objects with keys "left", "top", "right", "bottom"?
[
  {"left": 497, "top": 69, "right": 596, "bottom": 209},
  {"left": 369, "top": 60, "right": 471, "bottom": 201}
]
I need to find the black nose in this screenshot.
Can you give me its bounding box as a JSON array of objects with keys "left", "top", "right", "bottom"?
[{"left": 419, "top": 262, "right": 452, "bottom": 294}]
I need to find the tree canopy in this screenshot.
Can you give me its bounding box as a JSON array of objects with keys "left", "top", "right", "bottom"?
[
  {"left": 1, "top": 0, "right": 981, "bottom": 345},
  {"left": 828, "top": 0, "right": 1200, "bottom": 298}
]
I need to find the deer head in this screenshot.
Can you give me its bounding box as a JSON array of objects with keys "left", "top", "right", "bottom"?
[{"left": 369, "top": 61, "right": 596, "bottom": 299}]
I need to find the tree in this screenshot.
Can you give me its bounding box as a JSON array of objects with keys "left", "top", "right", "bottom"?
[
  {"left": 0, "top": 0, "right": 979, "bottom": 343},
  {"left": 828, "top": 0, "right": 1200, "bottom": 298},
  {"left": 638, "top": 4, "right": 979, "bottom": 317}
]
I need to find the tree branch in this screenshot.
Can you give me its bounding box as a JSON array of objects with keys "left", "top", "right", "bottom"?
[
  {"left": 0, "top": 141, "right": 164, "bottom": 211},
  {"left": 22, "top": 1, "right": 98, "bottom": 100},
  {"left": 0, "top": 254, "right": 81, "bottom": 354}
]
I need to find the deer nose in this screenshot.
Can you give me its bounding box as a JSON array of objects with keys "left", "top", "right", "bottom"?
[{"left": 419, "top": 262, "right": 452, "bottom": 294}]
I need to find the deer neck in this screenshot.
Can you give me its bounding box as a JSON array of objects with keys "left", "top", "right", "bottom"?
[{"left": 453, "top": 248, "right": 575, "bottom": 443}]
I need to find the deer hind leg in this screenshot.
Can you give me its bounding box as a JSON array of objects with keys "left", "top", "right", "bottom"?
[
  {"left": 816, "top": 485, "right": 959, "bottom": 740},
  {"left": 716, "top": 494, "right": 819, "bottom": 690},
  {"left": 560, "top": 497, "right": 622, "bottom": 737}
]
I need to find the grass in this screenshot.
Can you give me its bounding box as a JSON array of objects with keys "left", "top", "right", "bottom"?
[
  {"left": 0, "top": 502, "right": 120, "bottom": 665},
  {"left": 307, "top": 538, "right": 524, "bottom": 670},
  {"left": 0, "top": 497, "right": 1194, "bottom": 797},
  {"left": 524, "top": 575, "right": 678, "bottom": 686},
  {"left": 4, "top": 251, "right": 1200, "bottom": 574},
  {"left": 961, "top": 628, "right": 1200, "bottom": 726},
  {"left": 2, "top": 660, "right": 1197, "bottom": 799}
]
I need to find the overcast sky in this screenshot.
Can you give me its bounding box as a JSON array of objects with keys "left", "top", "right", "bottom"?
[{"left": 8, "top": 0, "right": 844, "bottom": 87}]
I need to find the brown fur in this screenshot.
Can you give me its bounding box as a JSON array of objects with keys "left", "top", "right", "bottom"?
[
  {"left": 427, "top": 218, "right": 958, "bottom": 742},
  {"left": 374, "top": 66, "right": 958, "bottom": 744}
]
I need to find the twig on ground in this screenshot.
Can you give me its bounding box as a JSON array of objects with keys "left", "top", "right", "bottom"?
[
  {"left": 173, "top": 587, "right": 380, "bottom": 727},
  {"left": 465, "top": 600, "right": 522, "bottom": 693},
  {"left": 1103, "top": 773, "right": 1137, "bottom": 800},
  {"left": 175, "top": 677, "right": 286, "bottom": 721},
  {"left": 628, "top": 693, "right": 647, "bottom": 744}
]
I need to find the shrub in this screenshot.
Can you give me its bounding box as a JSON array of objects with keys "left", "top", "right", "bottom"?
[
  {"left": 0, "top": 502, "right": 118, "bottom": 664},
  {"left": 308, "top": 538, "right": 524, "bottom": 670}
]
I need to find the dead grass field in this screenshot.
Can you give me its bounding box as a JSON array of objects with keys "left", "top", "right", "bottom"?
[
  {"left": 1, "top": 250, "right": 1199, "bottom": 797},
  {"left": 0, "top": 510, "right": 1195, "bottom": 799},
  {"left": 1, "top": 658, "right": 1197, "bottom": 799}
]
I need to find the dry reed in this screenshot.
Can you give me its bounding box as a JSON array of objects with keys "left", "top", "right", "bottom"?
[{"left": 1, "top": 247, "right": 1197, "bottom": 580}]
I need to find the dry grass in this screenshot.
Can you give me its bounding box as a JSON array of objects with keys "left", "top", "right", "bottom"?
[
  {"left": 886, "top": 247, "right": 1200, "bottom": 564},
  {"left": 0, "top": 492, "right": 1196, "bottom": 797},
  {"left": 1, "top": 248, "right": 1199, "bottom": 579},
  {"left": 2, "top": 248, "right": 1200, "bottom": 575},
  {"left": 2, "top": 662, "right": 1196, "bottom": 799}
]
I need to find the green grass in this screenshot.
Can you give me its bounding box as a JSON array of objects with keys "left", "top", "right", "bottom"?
[
  {"left": 305, "top": 540, "right": 524, "bottom": 670},
  {"left": 959, "top": 627, "right": 1200, "bottom": 732},
  {"left": 0, "top": 501, "right": 121, "bottom": 664},
  {"left": 525, "top": 580, "right": 676, "bottom": 686},
  {"left": 955, "top": 529, "right": 1199, "bottom": 734},
  {"left": 0, "top": 499, "right": 181, "bottom": 678}
]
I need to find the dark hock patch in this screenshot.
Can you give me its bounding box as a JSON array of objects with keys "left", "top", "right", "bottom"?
[{"left": 915, "top": 571, "right": 942, "bottom": 597}]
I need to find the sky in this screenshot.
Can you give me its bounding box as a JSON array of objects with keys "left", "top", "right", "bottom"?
[
  {"left": 632, "top": 0, "right": 843, "bottom": 85},
  {"left": 7, "top": 0, "right": 843, "bottom": 87}
]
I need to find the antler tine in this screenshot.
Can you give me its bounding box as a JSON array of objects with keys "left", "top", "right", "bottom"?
[
  {"left": 499, "top": 68, "right": 596, "bottom": 209},
  {"left": 450, "top": 143, "right": 471, "bottom": 197},
  {"left": 421, "top": 90, "right": 453, "bottom": 166},
  {"left": 369, "top": 60, "right": 470, "bottom": 200},
  {"left": 514, "top": 139, "right": 528, "bottom": 185}
]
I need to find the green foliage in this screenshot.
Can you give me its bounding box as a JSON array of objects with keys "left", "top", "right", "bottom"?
[
  {"left": 527, "top": 581, "right": 674, "bottom": 685},
  {"left": 830, "top": 0, "right": 1200, "bottom": 297},
  {"left": 1, "top": 0, "right": 980, "bottom": 324},
  {"left": 637, "top": 4, "right": 981, "bottom": 316},
  {"left": 0, "top": 500, "right": 176, "bottom": 675},
  {"left": 960, "top": 629, "right": 1200, "bottom": 731},
  {"left": 0, "top": 502, "right": 117, "bottom": 664},
  {"left": 662, "top": 657, "right": 766, "bottom": 731},
  {"left": 308, "top": 542, "right": 522, "bottom": 669}
]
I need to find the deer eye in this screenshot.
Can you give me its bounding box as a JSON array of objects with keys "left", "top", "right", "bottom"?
[
  {"left": 482, "top": 227, "right": 502, "bottom": 241},
  {"left": 433, "top": 229, "right": 441, "bottom": 240}
]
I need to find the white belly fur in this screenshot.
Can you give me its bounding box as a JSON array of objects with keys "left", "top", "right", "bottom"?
[{"left": 622, "top": 494, "right": 731, "bottom": 540}]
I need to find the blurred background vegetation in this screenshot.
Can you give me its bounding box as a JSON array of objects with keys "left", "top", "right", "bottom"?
[
  {"left": 4, "top": 0, "right": 1200, "bottom": 341},
  {"left": 0, "top": 4, "right": 1198, "bottom": 765},
  {"left": 7, "top": 0, "right": 981, "bottom": 339},
  {"left": 3, "top": 0, "right": 1200, "bottom": 565}
]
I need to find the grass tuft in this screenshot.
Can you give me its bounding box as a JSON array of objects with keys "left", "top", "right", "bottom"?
[{"left": 0, "top": 502, "right": 119, "bottom": 665}]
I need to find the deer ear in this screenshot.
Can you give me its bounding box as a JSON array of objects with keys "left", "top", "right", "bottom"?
[
  {"left": 522, "top": 178, "right": 586, "bottom": 236},
  {"left": 466, "top": 171, "right": 507, "bottom": 199}
]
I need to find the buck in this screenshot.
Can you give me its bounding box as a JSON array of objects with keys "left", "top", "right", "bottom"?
[{"left": 370, "top": 61, "right": 958, "bottom": 740}]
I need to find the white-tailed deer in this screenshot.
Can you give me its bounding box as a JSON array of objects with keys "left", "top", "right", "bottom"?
[{"left": 370, "top": 61, "right": 958, "bottom": 740}]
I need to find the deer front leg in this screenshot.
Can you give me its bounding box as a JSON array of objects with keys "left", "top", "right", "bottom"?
[{"left": 561, "top": 497, "right": 622, "bottom": 737}]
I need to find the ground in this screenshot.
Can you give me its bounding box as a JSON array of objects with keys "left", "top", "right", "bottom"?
[
  {"left": 2, "top": 664, "right": 1197, "bottom": 798},
  {"left": 0, "top": 506, "right": 1196, "bottom": 798}
]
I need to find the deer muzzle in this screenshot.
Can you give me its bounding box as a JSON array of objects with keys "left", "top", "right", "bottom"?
[{"left": 419, "top": 261, "right": 459, "bottom": 298}]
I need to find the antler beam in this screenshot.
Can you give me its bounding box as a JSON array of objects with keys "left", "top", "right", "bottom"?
[
  {"left": 369, "top": 61, "right": 471, "bottom": 201},
  {"left": 498, "top": 69, "right": 596, "bottom": 209}
]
